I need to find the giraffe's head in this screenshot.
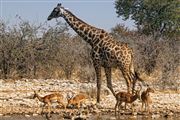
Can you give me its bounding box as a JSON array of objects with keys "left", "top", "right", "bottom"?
[{"left": 47, "top": 3, "right": 65, "bottom": 20}]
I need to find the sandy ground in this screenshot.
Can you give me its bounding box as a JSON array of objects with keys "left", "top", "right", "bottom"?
[{"left": 0, "top": 78, "right": 180, "bottom": 119}]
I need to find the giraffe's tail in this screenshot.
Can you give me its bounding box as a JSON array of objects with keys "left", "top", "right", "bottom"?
[
  {"left": 129, "top": 53, "right": 147, "bottom": 92},
  {"left": 130, "top": 70, "right": 147, "bottom": 94},
  {"left": 133, "top": 71, "right": 147, "bottom": 86}
]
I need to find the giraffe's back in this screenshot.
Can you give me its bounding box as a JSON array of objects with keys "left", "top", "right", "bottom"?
[{"left": 94, "top": 33, "right": 133, "bottom": 69}]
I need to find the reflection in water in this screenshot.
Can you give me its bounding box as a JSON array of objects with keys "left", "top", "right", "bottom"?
[
  {"left": 92, "top": 113, "right": 180, "bottom": 120},
  {"left": 0, "top": 113, "right": 180, "bottom": 120}
]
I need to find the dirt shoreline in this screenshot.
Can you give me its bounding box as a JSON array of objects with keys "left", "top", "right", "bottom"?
[
  {"left": 0, "top": 111, "right": 180, "bottom": 120},
  {"left": 0, "top": 79, "right": 180, "bottom": 116}
]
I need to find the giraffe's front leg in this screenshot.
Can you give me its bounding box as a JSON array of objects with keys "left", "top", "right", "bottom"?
[
  {"left": 93, "top": 60, "right": 102, "bottom": 103},
  {"left": 104, "top": 67, "right": 116, "bottom": 97}
]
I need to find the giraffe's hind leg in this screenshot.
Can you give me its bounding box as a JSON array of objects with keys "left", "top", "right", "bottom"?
[
  {"left": 132, "top": 78, "right": 137, "bottom": 94},
  {"left": 104, "top": 67, "right": 116, "bottom": 97},
  {"left": 122, "top": 70, "right": 133, "bottom": 93}
]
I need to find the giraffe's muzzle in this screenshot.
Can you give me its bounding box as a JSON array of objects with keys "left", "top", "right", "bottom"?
[{"left": 47, "top": 16, "right": 52, "bottom": 21}]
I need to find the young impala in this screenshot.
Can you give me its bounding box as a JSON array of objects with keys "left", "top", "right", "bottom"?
[
  {"left": 115, "top": 84, "right": 142, "bottom": 116},
  {"left": 141, "top": 86, "right": 155, "bottom": 113},
  {"left": 33, "top": 91, "right": 65, "bottom": 116},
  {"left": 67, "top": 93, "right": 88, "bottom": 109}
]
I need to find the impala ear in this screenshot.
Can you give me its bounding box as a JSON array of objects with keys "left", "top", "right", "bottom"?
[{"left": 67, "top": 93, "right": 73, "bottom": 100}]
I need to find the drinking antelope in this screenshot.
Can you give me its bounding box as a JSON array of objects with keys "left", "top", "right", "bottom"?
[
  {"left": 115, "top": 84, "right": 142, "bottom": 116},
  {"left": 141, "top": 87, "right": 155, "bottom": 113},
  {"left": 67, "top": 93, "right": 88, "bottom": 109},
  {"left": 33, "top": 91, "right": 65, "bottom": 116}
]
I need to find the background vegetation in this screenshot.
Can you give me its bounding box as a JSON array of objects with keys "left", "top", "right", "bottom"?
[
  {"left": 115, "top": 0, "right": 180, "bottom": 38},
  {"left": 0, "top": 0, "right": 179, "bottom": 90}
]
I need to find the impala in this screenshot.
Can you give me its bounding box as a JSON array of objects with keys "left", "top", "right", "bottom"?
[
  {"left": 33, "top": 91, "right": 65, "bottom": 116},
  {"left": 141, "top": 86, "right": 155, "bottom": 113},
  {"left": 115, "top": 84, "right": 142, "bottom": 116},
  {"left": 67, "top": 93, "right": 88, "bottom": 109}
]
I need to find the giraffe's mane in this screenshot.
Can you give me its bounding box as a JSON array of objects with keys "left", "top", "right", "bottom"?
[{"left": 65, "top": 9, "right": 99, "bottom": 30}]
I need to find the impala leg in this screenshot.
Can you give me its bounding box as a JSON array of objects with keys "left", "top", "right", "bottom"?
[
  {"left": 131, "top": 103, "right": 134, "bottom": 113},
  {"left": 147, "top": 102, "right": 150, "bottom": 114},
  {"left": 145, "top": 102, "right": 147, "bottom": 112},
  {"left": 42, "top": 104, "right": 46, "bottom": 115},
  {"left": 117, "top": 101, "right": 122, "bottom": 115},
  {"left": 141, "top": 102, "right": 144, "bottom": 112},
  {"left": 77, "top": 102, "right": 80, "bottom": 109},
  {"left": 115, "top": 101, "right": 119, "bottom": 117},
  {"left": 57, "top": 99, "right": 66, "bottom": 109},
  {"left": 125, "top": 102, "right": 127, "bottom": 110},
  {"left": 150, "top": 102, "right": 153, "bottom": 113},
  {"left": 47, "top": 102, "right": 51, "bottom": 117}
]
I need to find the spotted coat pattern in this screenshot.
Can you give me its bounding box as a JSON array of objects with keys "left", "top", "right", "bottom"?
[{"left": 47, "top": 3, "right": 144, "bottom": 103}]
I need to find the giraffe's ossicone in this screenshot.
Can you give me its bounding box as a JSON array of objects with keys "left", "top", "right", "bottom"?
[{"left": 47, "top": 3, "right": 146, "bottom": 103}]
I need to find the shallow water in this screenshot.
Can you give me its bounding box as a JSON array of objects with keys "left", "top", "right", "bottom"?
[
  {"left": 0, "top": 113, "right": 180, "bottom": 120},
  {"left": 97, "top": 113, "right": 180, "bottom": 120}
]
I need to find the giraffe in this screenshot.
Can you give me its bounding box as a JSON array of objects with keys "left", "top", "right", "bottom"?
[{"left": 47, "top": 3, "right": 146, "bottom": 103}]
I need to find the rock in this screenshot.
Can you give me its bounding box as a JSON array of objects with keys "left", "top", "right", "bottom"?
[
  {"left": 168, "top": 112, "right": 174, "bottom": 116},
  {"left": 109, "top": 116, "right": 116, "bottom": 120},
  {"left": 95, "top": 103, "right": 103, "bottom": 109},
  {"left": 107, "top": 109, "right": 114, "bottom": 113},
  {"left": 129, "top": 115, "right": 137, "bottom": 119},
  {"left": 132, "top": 112, "right": 138, "bottom": 116},
  {"left": 25, "top": 114, "right": 30, "bottom": 117},
  {"left": 92, "top": 109, "right": 101, "bottom": 114},
  {"left": 32, "top": 113, "right": 38, "bottom": 116},
  {"left": 164, "top": 112, "right": 173, "bottom": 118},
  {"left": 151, "top": 114, "right": 160, "bottom": 119},
  {"left": 72, "top": 116, "right": 86, "bottom": 120}
]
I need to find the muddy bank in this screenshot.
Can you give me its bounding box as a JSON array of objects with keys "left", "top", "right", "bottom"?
[
  {"left": 0, "top": 79, "right": 180, "bottom": 116},
  {"left": 0, "top": 112, "right": 180, "bottom": 120}
]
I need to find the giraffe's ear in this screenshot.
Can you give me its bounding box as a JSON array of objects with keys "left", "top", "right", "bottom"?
[{"left": 57, "top": 3, "right": 62, "bottom": 7}]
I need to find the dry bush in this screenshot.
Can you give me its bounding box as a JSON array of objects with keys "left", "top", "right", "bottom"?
[
  {"left": 0, "top": 19, "right": 92, "bottom": 80},
  {"left": 0, "top": 19, "right": 179, "bottom": 91}
]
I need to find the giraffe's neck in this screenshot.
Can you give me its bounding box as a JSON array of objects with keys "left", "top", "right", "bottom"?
[{"left": 62, "top": 9, "right": 105, "bottom": 46}]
